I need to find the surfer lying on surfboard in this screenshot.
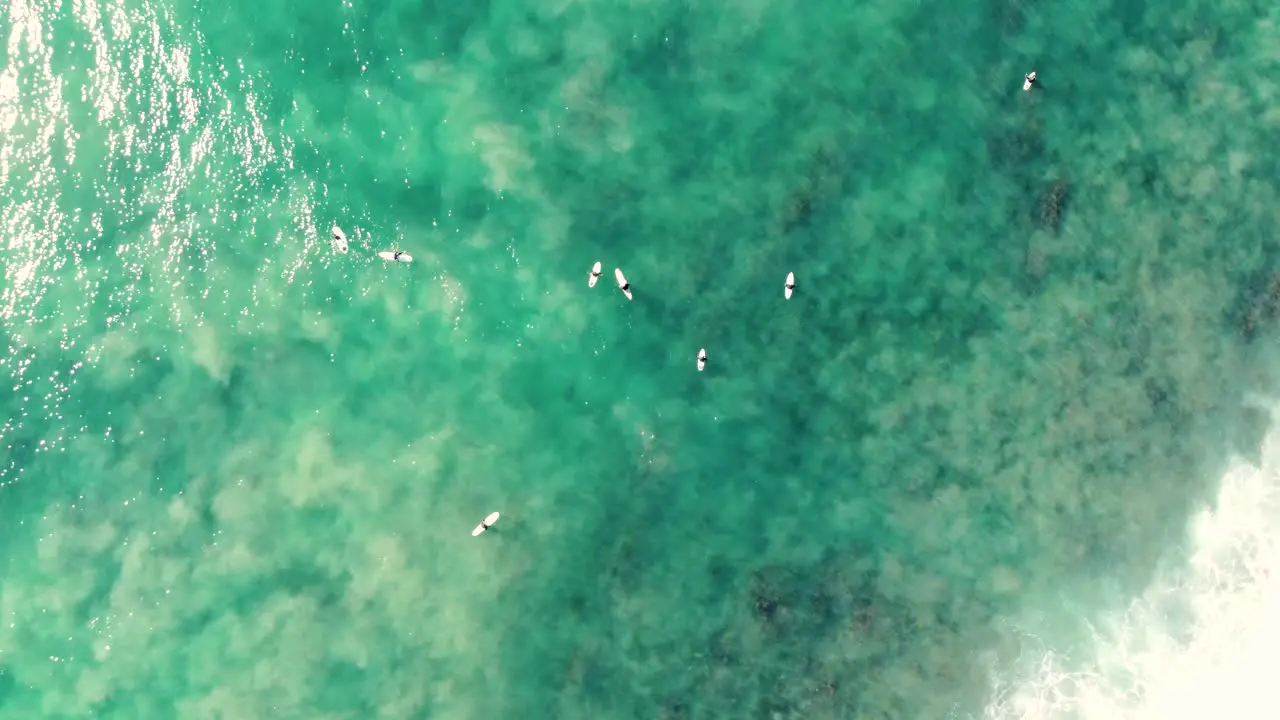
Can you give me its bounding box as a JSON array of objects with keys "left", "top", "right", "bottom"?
[
  {"left": 378, "top": 250, "right": 413, "bottom": 263},
  {"left": 615, "top": 268, "right": 632, "bottom": 300}
]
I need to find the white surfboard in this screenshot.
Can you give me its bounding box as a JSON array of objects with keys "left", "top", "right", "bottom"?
[
  {"left": 784, "top": 271, "right": 795, "bottom": 299},
  {"left": 378, "top": 250, "right": 413, "bottom": 263},
  {"left": 589, "top": 261, "right": 602, "bottom": 287},
  {"left": 472, "top": 511, "right": 500, "bottom": 537},
  {"left": 331, "top": 225, "right": 348, "bottom": 253},
  {"left": 697, "top": 348, "right": 707, "bottom": 372},
  {"left": 1023, "top": 71, "right": 1036, "bottom": 91},
  {"left": 614, "top": 268, "right": 632, "bottom": 300}
]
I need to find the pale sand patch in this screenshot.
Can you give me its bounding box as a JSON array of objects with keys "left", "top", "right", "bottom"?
[
  {"left": 472, "top": 122, "right": 532, "bottom": 195},
  {"left": 186, "top": 319, "right": 229, "bottom": 382}
]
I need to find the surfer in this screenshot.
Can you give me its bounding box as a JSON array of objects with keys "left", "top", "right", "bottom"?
[
  {"left": 785, "top": 272, "right": 795, "bottom": 299},
  {"left": 697, "top": 348, "right": 708, "bottom": 372},
  {"left": 589, "top": 261, "right": 603, "bottom": 287},
  {"left": 615, "top": 268, "right": 632, "bottom": 300},
  {"left": 1023, "top": 71, "right": 1037, "bottom": 91},
  {"left": 472, "top": 511, "right": 500, "bottom": 537}
]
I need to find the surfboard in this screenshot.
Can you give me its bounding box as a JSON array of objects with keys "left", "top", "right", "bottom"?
[
  {"left": 472, "top": 511, "right": 500, "bottom": 537},
  {"left": 697, "top": 348, "right": 707, "bottom": 372},
  {"left": 1023, "top": 71, "right": 1036, "bottom": 91},
  {"left": 331, "top": 225, "right": 348, "bottom": 253},
  {"left": 615, "top": 268, "right": 632, "bottom": 300},
  {"left": 378, "top": 250, "right": 413, "bottom": 263},
  {"left": 785, "top": 271, "right": 795, "bottom": 299},
  {"left": 589, "top": 261, "right": 602, "bottom": 287}
]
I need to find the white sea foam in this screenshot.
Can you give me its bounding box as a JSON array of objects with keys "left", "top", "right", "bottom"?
[{"left": 983, "top": 398, "right": 1280, "bottom": 720}]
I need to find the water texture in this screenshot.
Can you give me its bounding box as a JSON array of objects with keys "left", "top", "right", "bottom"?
[{"left": 2, "top": 0, "right": 1280, "bottom": 717}]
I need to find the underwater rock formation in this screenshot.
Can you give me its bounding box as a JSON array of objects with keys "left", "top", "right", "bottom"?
[{"left": 1037, "top": 177, "right": 1070, "bottom": 233}]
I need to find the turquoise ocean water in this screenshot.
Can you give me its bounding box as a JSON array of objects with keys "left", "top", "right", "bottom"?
[{"left": 4, "top": 0, "right": 1280, "bottom": 717}]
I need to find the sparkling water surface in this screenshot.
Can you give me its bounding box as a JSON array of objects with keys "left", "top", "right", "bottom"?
[{"left": 3, "top": 0, "right": 1280, "bottom": 717}]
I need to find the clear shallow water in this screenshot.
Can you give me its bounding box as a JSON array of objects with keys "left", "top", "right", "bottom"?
[{"left": 2, "top": 0, "right": 1280, "bottom": 717}]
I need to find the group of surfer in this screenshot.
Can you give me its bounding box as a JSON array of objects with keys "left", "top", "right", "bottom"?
[
  {"left": 332, "top": 223, "right": 801, "bottom": 536},
  {"left": 362, "top": 68, "right": 1038, "bottom": 538},
  {"left": 587, "top": 260, "right": 796, "bottom": 374},
  {"left": 330, "top": 224, "right": 413, "bottom": 263}
]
